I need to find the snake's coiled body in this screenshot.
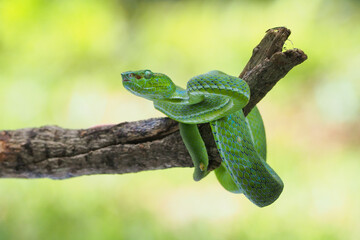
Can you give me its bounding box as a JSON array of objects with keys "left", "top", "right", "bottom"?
[
  {"left": 122, "top": 70, "right": 284, "bottom": 207},
  {"left": 211, "top": 110, "right": 283, "bottom": 206},
  {"left": 155, "top": 71, "right": 249, "bottom": 124}
]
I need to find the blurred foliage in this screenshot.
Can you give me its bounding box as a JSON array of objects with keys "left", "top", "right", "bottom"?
[{"left": 0, "top": 0, "right": 359, "bottom": 239}]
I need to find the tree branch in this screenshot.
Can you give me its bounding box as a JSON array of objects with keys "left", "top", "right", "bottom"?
[{"left": 0, "top": 27, "right": 307, "bottom": 179}]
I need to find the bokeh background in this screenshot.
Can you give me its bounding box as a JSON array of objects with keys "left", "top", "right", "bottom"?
[{"left": 0, "top": 0, "right": 359, "bottom": 239}]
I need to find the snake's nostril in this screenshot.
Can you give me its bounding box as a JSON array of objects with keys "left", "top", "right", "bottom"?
[{"left": 121, "top": 73, "right": 129, "bottom": 82}]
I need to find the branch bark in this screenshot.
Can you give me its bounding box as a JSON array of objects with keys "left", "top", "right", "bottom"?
[{"left": 0, "top": 27, "right": 307, "bottom": 179}]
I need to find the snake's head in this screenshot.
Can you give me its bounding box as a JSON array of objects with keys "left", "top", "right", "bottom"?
[{"left": 122, "top": 70, "right": 176, "bottom": 101}]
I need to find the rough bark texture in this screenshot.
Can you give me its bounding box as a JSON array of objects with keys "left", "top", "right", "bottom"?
[{"left": 0, "top": 27, "right": 307, "bottom": 179}]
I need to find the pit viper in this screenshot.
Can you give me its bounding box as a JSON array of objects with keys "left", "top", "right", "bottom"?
[{"left": 122, "top": 70, "right": 283, "bottom": 207}]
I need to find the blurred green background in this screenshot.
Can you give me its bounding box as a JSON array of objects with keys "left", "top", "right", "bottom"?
[{"left": 0, "top": 0, "right": 359, "bottom": 239}]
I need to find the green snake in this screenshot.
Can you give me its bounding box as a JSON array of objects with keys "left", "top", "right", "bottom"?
[{"left": 122, "top": 70, "right": 283, "bottom": 207}]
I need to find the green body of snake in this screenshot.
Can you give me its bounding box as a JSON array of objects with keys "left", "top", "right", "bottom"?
[{"left": 122, "top": 69, "right": 283, "bottom": 207}]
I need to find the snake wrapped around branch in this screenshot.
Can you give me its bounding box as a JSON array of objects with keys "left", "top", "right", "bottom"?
[{"left": 122, "top": 69, "right": 283, "bottom": 207}]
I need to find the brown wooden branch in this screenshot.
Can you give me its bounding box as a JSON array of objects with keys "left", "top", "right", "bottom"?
[{"left": 0, "top": 27, "right": 307, "bottom": 179}]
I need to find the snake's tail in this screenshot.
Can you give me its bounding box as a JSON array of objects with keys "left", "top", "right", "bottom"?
[
  {"left": 214, "top": 164, "right": 243, "bottom": 193},
  {"left": 179, "top": 123, "right": 209, "bottom": 181}
]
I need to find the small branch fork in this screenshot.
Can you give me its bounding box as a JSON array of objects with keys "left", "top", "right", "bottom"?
[{"left": 0, "top": 27, "right": 307, "bottom": 179}]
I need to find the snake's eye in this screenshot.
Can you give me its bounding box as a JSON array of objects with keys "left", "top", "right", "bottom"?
[{"left": 144, "top": 70, "right": 153, "bottom": 79}]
